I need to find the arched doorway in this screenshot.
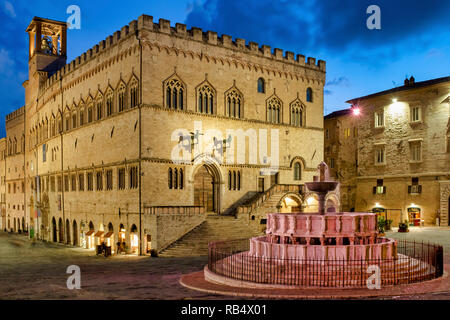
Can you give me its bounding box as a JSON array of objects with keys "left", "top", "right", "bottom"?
[
  {"left": 13, "top": 218, "right": 17, "bottom": 232},
  {"left": 52, "top": 217, "right": 57, "bottom": 242},
  {"left": 65, "top": 219, "right": 71, "bottom": 244},
  {"left": 22, "top": 217, "right": 25, "bottom": 232},
  {"left": 85, "top": 221, "right": 95, "bottom": 249},
  {"left": 105, "top": 223, "right": 114, "bottom": 253},
  {"left": 73, "top": 220, "right": 78, "bottom": 246},
  {"left": 194, "top": 164, "right": 220, "bottom": 213},
  {"left": 130, "top": 224, "right": 139, "bottom": 254},
  {"left": 58, "top": 218, "right": 63, "bottom": 243}
]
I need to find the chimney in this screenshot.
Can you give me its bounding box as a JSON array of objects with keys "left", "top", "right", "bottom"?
[
  {"left": 404, "top": 78, "right": 410, "bottom": 86},
  {"left": 409, "top": 76, "right": 415, "bottom": 84}
]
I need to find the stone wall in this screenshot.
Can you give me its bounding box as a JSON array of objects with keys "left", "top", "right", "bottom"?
[{"left": 145, "top": 206, "right": 206, "bottom": 253}]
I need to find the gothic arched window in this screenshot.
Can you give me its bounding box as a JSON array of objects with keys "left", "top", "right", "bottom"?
[
  {"left": 129, "top": 78, "right": 139, "bottom": 108},
  {"left": 117, "top": 83, "right": 126, "bottom": 112},
  {"left": 87, "top": 104, "right": 93, "bottom": 123},
  {"left": 267, "top": 96, "right": 282, "bottom": 124},
  {"left": 306, "top": 87, "right": 313, "bottom": 102},
  {"left": 290, "top": 99, "right": 305, "bottom": 127},
  {"left": 225, "top": 87, "right": 243, "bottom": 118},
  {"left": 257, "top": 78, "right": 265, "bottom": 93},
  {"left": 79, "top": 107, "right": 85, "bottom": 126},
  {"left": 294, "top": 162, "right": 301, "bottom": 180},
  {"left": 96, "top": 95, "right": 103, "bottom": 120},
  {"left": 72, "top": 112, "right": 77, "bottom": 129},
  {"left": 106, "top": 89, "right": 114, "bottom": 116},
  {"left": 197, "top": 83, "right": 215, "bottom": 114},
  {"left": 164, "top": 77, "right": 185, "bottom": 110}
]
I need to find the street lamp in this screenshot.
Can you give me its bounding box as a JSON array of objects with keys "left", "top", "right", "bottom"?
[{"left": 351, "top": 105, "right": 361, "bottom": 116}]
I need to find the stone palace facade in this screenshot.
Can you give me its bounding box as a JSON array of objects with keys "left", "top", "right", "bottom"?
[{"left": 0, "top": 15, "right": 326, "bottom": 255}]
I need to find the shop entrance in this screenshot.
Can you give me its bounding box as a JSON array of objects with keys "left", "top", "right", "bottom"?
[
  {"left": 52, "top": 217, "right": 57, "bottom": 242},
  {"left": 130, "top": 224, "right": 139, "bottom": 254},
  {"left": 73, "top": 220, "right": 78, "bottom": 246},
  {"left": 118, "top": 224, "right": 126, "bottom": 254},
  {"left": 104, "top": 223, "right": 114, "bottom": 254},
  {"left": 65, "top": 219, "right": 71, "bottom": 244},
  {"left": 85, "top": 221, "right": 95, "bottom": 249},
  {"left": 58, "top": 218, "right": 63, "bottom": 243},
  {"left": 145, "top": 234, "right": 152, "bottom": 255}
]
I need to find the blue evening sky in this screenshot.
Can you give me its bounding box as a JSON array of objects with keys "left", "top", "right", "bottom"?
[{"left": 0, "top": 0, "right": 449, "bottom": 137}]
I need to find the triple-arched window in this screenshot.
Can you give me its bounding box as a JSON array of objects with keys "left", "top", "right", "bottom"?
[
  {"left": 228, "top": 170, "right": 241, "bottom": 190},
  {"left": 225, "top": 87, "right": 243, "bottom": 118},
  {"left": 267, "top": 96, "right": 282, "bottom": 123},
  {"left": 168, "top": 167, "right": 184, "bottom": 189},
  {"left": 165, "top": 77, "right": 185, "bottom": 110},
  {"left": 290, "top": 100, "right": 305, "bottom": 127},
  {"left": 197, "top": 83, "right": 215, "bottom": 114}
]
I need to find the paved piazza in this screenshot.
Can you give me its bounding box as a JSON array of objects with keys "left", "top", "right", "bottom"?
[{"left": 1, "top": 227, "right": 449, "bottom": 300}]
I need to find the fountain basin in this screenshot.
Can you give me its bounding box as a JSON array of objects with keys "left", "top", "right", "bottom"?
[
  {"left": 249, "top": 236, "right": 397, "bottom": 260},
  {"left": 305, "top": 181, "right": 338, "bottom": 193},
  {"left": 266, "top": 212, "right": 377, "bottom": 239}
]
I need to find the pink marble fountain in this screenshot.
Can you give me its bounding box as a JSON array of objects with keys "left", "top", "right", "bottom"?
[
  {"left": 202, "top": 162, "right": 425, "bottom": 289},
  {"left": 248, "top": 162, "right": 396, "bottom": 261}
]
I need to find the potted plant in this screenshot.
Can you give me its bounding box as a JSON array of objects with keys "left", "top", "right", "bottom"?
[
  {"left": 377, "top": 216, "right": 386, "bottom": 236},
  {"left": 398, "top": 221, "right": 409, "bottom": 233}
]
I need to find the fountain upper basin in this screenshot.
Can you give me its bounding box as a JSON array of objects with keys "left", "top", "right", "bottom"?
[{"left": 305, "top": 181, "right": 338, "bottom": 193}]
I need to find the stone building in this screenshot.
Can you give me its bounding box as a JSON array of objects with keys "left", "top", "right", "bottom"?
[
  {"left": 347, "top": 76, "right": 450, "bottom": 226},
  {"left": 1, "top": 15, "right": 327, "bottom": 255},
  {"left": 0, "top": 138, "right": 6, "bottom": 230},
  {"left": 324, "top": 109, "right": 358, "bottom": 212}
]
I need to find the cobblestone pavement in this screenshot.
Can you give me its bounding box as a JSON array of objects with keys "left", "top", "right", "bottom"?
[{"left": 0, "top": 227, "right": 449, "bottom": 300}]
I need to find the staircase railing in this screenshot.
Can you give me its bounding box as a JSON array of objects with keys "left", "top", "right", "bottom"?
[
  {"left": 144, "top": 206, "right": 205, "bottom": 215},
  {"left": 236, "top": 184, "right": 304, "bottom": 216}
]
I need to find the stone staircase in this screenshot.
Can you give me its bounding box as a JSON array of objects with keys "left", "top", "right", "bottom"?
[
  {"left": 158, "top": 215, "right": 262, "bottom": 257},
  {"left": 236, "top": 184, "right": 305, "bottom": 220}
]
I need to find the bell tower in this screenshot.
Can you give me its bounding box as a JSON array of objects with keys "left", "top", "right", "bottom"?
[{"left": 26, "top": 17, "right": 67, "bottom": 81}]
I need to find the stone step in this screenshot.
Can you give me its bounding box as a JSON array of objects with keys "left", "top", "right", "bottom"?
[{"left": 159, "top": 217, "right": 262, "bottom": 257}]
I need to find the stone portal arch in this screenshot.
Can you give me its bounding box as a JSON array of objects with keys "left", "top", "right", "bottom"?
[{"left": 191, "top": 157, "right": 223, "bottom": 214}]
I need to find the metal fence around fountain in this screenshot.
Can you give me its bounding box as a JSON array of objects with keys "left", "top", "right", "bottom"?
[{"left": 208, "top": 239, "right": 443, "bottom": 288}]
